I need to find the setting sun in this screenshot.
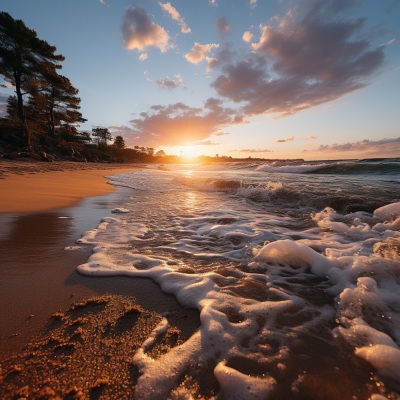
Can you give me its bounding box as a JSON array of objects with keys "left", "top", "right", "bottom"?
[{"left": 174, "top": 145, "right": 202, "bottom": 159}]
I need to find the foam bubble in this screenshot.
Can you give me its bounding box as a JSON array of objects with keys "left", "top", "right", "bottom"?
[
  {"left": 355, "top": 345, "right": 400, "bottom": 382},
  {"left": 374, "top": 202, "right": 400, "bottom": 221},
  {"left": 214, "top": 361, "right": 276, "bottom": 399}
]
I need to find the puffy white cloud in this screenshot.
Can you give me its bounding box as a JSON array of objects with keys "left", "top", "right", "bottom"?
[
  {"left": 185, "top": 42, "right": 219, "bottom": 64},
  {"left": 242, "top": 31, "right": 254, "bottom": 42},
  {"left": 155, "top": 74, "right": 185, "bottom": 90},
  {"left": 212, "top": 0, "right": 385, "bottom": 117},
  {"left": 159, "top": 2, "right": 191, "bottom": 34},
  {"left": 121, "top": 7, "right": 170, "bottom": 56},
  {"left": 249, "top": 0, "right": 257, "bottom": 8},
  {"left": 217, "top": 17, "right": 230, "bottom": 35}
]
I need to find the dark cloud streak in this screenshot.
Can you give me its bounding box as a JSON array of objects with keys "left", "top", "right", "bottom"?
[
  {"left": 317, "top": 137, "right": 400, "bottom": 152},
  {"left": 217, "top": 17, "right": 230, "bottom": 35}
]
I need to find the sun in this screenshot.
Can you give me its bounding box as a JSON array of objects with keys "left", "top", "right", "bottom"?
[{"left": 176, "top": 145, "right": 202, "bottom": 159}]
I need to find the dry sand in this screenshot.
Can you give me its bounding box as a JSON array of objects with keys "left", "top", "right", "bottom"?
[
  {"left": 0, "top": 160, "right": 134, "bottom": 213},
  {"left": 0, "top": 160, "right": 201, "bottom": 399}
]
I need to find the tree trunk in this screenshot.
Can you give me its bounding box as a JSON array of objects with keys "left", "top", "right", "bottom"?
[
  {"left": 13, "top": 68, "right": 30, "bottom": 147},
  {"left": 49, "top": 106, "right": 55, "bottom": 137}
]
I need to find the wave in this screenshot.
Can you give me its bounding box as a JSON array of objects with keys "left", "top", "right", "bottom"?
[
  {"left": 256, "top": 163, "right": 328, "bottom": 174},
  {"left": 309, "top": 162, "right": 400, "bottom": 175},
  {"left": 207, "top": 179, "right": 386, "bottom": 213},
  {"left": 255, "top": 158, "right": 400, "bottom": 175}
]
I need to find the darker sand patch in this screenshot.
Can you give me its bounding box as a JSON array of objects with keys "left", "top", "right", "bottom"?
[{"left": 0, "top": 294, "right": 193, "bottom": 399}]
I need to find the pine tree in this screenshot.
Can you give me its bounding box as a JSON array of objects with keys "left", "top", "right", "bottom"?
[
  {"left": 92, "top": 127, "right": 112, "bottom": 146},
  {"left": 0, "top": 12, "right": 64, "bottom": 146},
  {"left": 113, "top": 135, "right": 125, "bottom": 149},
  {"left": 37, "top": 72, "right": 86, "bottom": 136}
]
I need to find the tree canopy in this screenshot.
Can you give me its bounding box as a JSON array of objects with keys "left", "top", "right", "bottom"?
[
  {"left": 0, "top": 11, "right": 84, "bottom": 146},
  {"left": 92, "top": 127, "right": 112, "bottom": 146},
  {"left": 113, "top": 135, "right": 125, "bottom": 149}
]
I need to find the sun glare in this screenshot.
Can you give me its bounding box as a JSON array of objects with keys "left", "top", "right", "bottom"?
[{"left": 176, "top": 146, "right": 202, "bottom": 159}]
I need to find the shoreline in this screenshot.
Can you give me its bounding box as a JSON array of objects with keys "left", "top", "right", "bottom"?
[{"left": 0, "top": 162, "right": 200, "bottom": 397}]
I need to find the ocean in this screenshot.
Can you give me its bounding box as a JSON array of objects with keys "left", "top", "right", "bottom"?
[{"left": 76, "top": 158, "right": 400, "bottom": 399}]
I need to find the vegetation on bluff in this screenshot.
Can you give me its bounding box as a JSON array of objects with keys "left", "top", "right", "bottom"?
[{"left": 0, "top": 12, "right": 162, "bottom": 163}]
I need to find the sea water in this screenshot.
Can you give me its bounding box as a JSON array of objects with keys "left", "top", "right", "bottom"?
[{"left": 76, "top": 158, "right": 400, "bottom": 399}]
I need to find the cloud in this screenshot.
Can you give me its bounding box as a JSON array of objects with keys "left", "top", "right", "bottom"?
[
  {"left": 242, "top": 31, "right": 254, "bottom": 43},
  {"left": 0, "top": 82, "right": 15, "bottom": 89},
  {"left": 212, "top": 0, "right": 385, "bottom": 117},
  {"left": 196, "top": 140, "right": 219, "bottom": 146},
  {"left": 139, "top": 53, "right": 148, "bottom": 61},
  {"left": 205, "top": 43, "right": 236, "bottom": 72},
  {"left": 159, "top": 2, "right": 191, "bottom": 34},
  {"left": 155, "top": 74, "right": 185, "bottom": 90},
  {"left": 301, "top": 135, "right": 317, "bottom": 140},
  {"left": 217, "top": 17, "right": 230, "bottom": 35},
  {"left": 111, "top": 98, "right": 244, "bottom": 147},
  {"left": 317, "top": 137, "right": 400, "bottom": 153},
  {"left": 206, "top": 57, "right": 218, "bottom": 72},
  {"left": 185, "top": 42, "right": 219, "bottom": 64},
  {"left": 214, "top": 131, "right": 229, "bottom": 136},
  {"left": 209, "top": 0, "right": 217, "bottom": 6},
  {"left": 276, "top": 136, "right": 294, "bottom": 143},
  {"left": 236, "top": 148, "right": 273, "bottom": 153},
  {"left": 121, "top": 7, "right": 170, "bottom": 56},
  {"left": 249, "top": 0, "right": 257, "bottom": 8}
]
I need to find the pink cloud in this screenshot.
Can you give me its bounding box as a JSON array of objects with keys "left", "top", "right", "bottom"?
[
  {"left": 301, "top": 135, "right": 317, "bottom": 140},
  {"left": 185, "top": 42, "right": 219, "bottom": 64},
  {"left": 111, "top": 98, "right": 244, "bottom": 147},
  {"left": 159, "top": 2, "right": 191, "bottom": 34},
  {"left": 121, "top": 7, "right": 169, "bottom": 56},
  {"left": 242, "top": 31, "right": 254, "bottom": 43}
]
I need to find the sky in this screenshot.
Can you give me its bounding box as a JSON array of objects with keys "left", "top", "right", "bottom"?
[{"left": 1, "top": 0, "right": 400, "bottom": 160}]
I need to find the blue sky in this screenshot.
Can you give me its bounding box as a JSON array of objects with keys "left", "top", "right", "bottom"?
[{"left": 1, "top": 0, "right": 399, "bottom": 160}]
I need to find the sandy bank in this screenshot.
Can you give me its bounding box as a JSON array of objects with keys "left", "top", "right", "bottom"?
[{"left": 0, "top": 160, "right": 134, "bottom": 213}]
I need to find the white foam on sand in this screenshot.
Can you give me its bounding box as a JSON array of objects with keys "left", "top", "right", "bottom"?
[{"left": 75, "top": 167, "right": 400, "bottom": 398}]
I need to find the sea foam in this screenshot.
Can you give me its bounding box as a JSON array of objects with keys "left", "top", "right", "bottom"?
[{"left": 75, "top": 166, "right": 400, "bottom": 398}]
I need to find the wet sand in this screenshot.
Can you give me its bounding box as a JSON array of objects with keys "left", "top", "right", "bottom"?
[{"left": 0, "top": 161, "right": 200, "bottom": 398}]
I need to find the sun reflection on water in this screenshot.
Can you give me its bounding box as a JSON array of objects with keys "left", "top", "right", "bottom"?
[{"left": 184, "top": 191, "right": 197, "bottom": 210}]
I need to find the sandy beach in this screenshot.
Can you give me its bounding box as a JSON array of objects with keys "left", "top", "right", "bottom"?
[
  {"left": 0, "top": 160, "right": 135, "bottom": 213},
  {"left": 0, "top": 160, "right": 200, "bottom": 399}
]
